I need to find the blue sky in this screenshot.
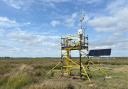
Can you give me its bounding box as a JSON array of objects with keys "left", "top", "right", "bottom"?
[{"left": 0, "top": 0, "right": 128, "bottom": 57}]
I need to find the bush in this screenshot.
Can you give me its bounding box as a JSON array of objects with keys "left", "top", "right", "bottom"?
[{"left": 5, "top": 72, "right": 32, "bottom": 89}]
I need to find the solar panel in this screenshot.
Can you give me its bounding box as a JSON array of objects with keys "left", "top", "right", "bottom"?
[{"left": 88, "top": 49, "right": 111, "bottom": 56}]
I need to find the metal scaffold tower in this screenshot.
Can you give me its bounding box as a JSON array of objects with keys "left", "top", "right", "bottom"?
[
  {"left": 60, "top": 15, "right": 90, "bottom": 80},
  {"left": 47, "top": 15, "right": 111, "bottom": 81}
]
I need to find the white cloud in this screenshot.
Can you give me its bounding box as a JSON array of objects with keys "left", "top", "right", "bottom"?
[
  {"left": 2, "top": 0, "right": 102, "bottom": 10},
  {"left": 64, "top": 13, "right": 78, "bottom": 27},
  {"left": 106, "top": 0, "right": 128, "bottom": 14},
  {"left": 25, "top": 22, "right": 31, "bottom": 25},
  {"left": 50, "top": 12, "right": 79, "bottom": 28},
  {"left": 88, "top": 0, "right": 128, "bottom": 52},
  {"left": 3, "top": 0, "right": 23, "bottom": 9},
  {"left": 89, "top": 16, "right": 117, "bottom": 31},
  {"left": 7, "top": 29, "right": 60, "bottom": 50},
  {"left": 0, "top": 17, "right": 16, "bottom": 23},
  {"left": 0, "top": 16, "right": 32, "bottom": 29},
  {"left": 3, "top": 0, "right": 34, "bottom": 9},
  {"left": 43, "top": 0, "right": 69, "bottom": 3},
  {"left": 0, "top": 16, "right": 60, "bottom": 57},
  {"left": 2, "top": 0, "right": 69, "bottom": 9},
  {"left": 50, "top": 20, "right": 60, "bottom": 27},
  {"left": 79, "top": 0, "right": 102, "bottom": 4},
  {"left": 8, "top": 30, "right": 42, "bottom": 46},
  {"left": 89, "top": 0, "right": 128, "bottom": 32},
  {"left": 89, "top": 29, "right": 128, "bottom": 51},
  {"left": 0, "top": 17, "right": 17, "bottom": 27}
]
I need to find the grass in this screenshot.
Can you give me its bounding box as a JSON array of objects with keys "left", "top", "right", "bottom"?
[
  {"left": 5, "top": 72, "right": 31, "bottom": 89},
  {"left": 0, "top": 57, "right": 127, "bottom": 89}
]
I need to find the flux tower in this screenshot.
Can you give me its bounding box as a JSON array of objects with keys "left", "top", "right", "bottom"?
[
  {"left": 60, "top": 16, "right": 90, "bottom": 80},
  {"left": 48, "top": 15, "right": 110, "bottom": 81}
]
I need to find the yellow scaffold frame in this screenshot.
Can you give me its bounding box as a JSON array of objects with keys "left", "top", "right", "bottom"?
[{"left": 47, "top": 16, "right": 110, "bottom": 81}]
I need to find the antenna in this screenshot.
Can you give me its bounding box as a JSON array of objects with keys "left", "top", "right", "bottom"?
[
  {"left": 80, "top": 11, "right": 84, "bottom": 29},
  {"left": 80, "top": 11, "right": 86, "bottom": 37}
]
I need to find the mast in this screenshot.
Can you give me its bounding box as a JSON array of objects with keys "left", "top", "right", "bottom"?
[{"left": 79, "top": 14, "right": 85, "bottom": 78}]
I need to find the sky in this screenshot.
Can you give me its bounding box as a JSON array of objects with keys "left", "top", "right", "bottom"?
[{"left": 0, "top": 0, "right": 128, "bottom": 57}]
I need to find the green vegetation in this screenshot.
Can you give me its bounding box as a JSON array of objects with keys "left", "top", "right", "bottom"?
[
  {"left": 5, "top": 72, "right": 31, "bottom": 89},
  {"left": 0, "top": 57, "right": 127, "bottom": 89}
]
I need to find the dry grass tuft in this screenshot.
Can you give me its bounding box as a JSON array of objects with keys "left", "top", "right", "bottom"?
[{"left": 28, "top": 79, "right": 82, "bottom": 89}]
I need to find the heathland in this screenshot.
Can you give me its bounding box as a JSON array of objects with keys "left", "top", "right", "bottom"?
[{"left": 0, "top": 57, "right": 128, "bottom": 89}]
